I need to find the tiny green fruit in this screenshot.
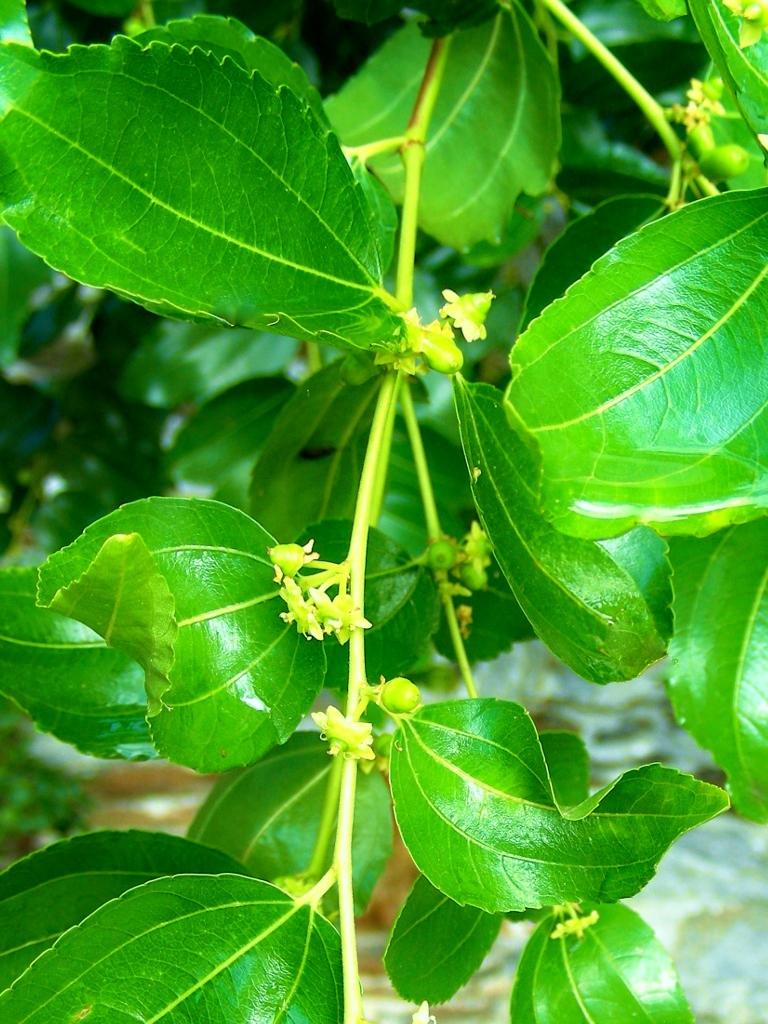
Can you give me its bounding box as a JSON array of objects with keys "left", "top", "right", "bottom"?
[
  {"left": 427, "top": 539, "right": 458, "bottom": 571},
  {"left": 421, "top": 334, "right": 464, "bottom": 375},
  {"left": 381, "top": 677, "right": 422, "bottom": 714},
  {"left": 699, "top": 144, "right": 751, "bottom": 180},
  {"left": 687, "top": 123, "right": 715, "bottom": 157},
  {"left": 268, "top": 542, "right": 309, "bottom": 578},
  {"left": 459, "top": 563, "right": 488, "bottom": 591}
]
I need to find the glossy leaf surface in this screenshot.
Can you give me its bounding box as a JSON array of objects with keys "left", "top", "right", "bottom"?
[
  {"left": 390, "top": 699, "right": 728, "bottom": 912},
  {"left": 325, "top": 6, "right": 559, "bottom": 249},
  {"left": 539, "top": 730, "right": 590, "bottom": 810},
  {"left": 689, "top": 0, "right": 768, "bottom": 139},
  {"left": 507, "top": 190, "right": 768, "bottom": 538},
  {"left": 668, "top": 520, "right": 768, "bottom": 821},
  {"left": 189, "top": 733, "right": 392, "bottom": 913},
  {"left": 0, "top": 875, "right": 341, "bottom": 1022},
  {"left": 0, "top": 566, "right": 153, "bottom": 759},
  {"left": 0, "top": 0, "right": 31, "bottom": 46},
  {"left": 0, "top": 830, "right": 244, "bottom": 991},
  {"left": 510, "top": 903, "right": 694, "bottom": 1022},
  {"left": 303, "top": 520, "right": 438, "bottom": 685},
  {"left": 0, "top": 39, "right": 399, "bottom": 349},
  {"left": 454, "top": 380, "right": 669, "bottom": 683},
  {"left": 384, "top": 874, "right": 501, "bottom": 1004},
  {"left": 635, "top": 0, "right": 687, "bottom": 18},
  {"left": 37, "top": 497, "right": 325, "bottom": 772},
  {"left": 251, "top": 363, "right": 380, "bottom": 540}
]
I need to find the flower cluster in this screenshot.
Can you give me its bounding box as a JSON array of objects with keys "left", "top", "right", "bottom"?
[
  {"left": 433, "top": 521, "right": 493, "bottom": 601},
  {"left": 723, "top": 0, "right": 768, "bottom": 47},
  {"left": 667, "top": 77, "right": 725, "bottom": 135},
  {"left": 270, "top": 541, "right": 370, "bottom": 645},
  {"left": 550, "top": 903, "right": 600, "bottom": 940},
  {"left": 311, "top": 705, "right": 375, "bottom": 761},
  {"left": 439, "top": 289, "right": 494, "bottom": 342}
]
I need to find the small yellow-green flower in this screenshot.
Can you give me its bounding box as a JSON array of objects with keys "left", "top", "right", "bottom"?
[
  {"left": 439, "top": 289, "right": 494, "bottom": 342},
  {"left": 550, "top": 908, "right": 599, "bottom": 940},
  {"left": 268, "top": 539, "right": 319, "bottom": 582},
  {"left": 723, "top": 0, "right": 768, "bottom": 47},
  {"left": 311, "top": 705, "right": 375, "bottom": 760},
  {"left": 412, "top": 1003, "right": 436, "bottom": 1024},
  {"left": 278, "top": 577, "right": 324, "bottom": 640},
  {"left": 308, "top": 588, "right": 371, "bottom": 645}
]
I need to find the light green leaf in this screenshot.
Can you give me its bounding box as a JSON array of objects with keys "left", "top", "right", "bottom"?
[
  {"left": 668, "top": 520, "right": 768, "bottom": 822},
  {"left": 0, "top": 0, "right": 31, "bottom": 47},
  {"left": 689, "top": 0, "right": 768, "bottom": 140},
  {"left": 168, "top": 378, "right": 294, "bottom": 508},
  {"left": 635, "top": 0, "right": 687, "bottom": 20},
  {"left": 507, "top": 190, "right": 768, "bottom": 539},
  {"left": 390, "top": 698, "right": 728, "bottom": 913},
  {"left": 189, "top": 733, "right": 392, "bottom": 914},
  {"left": 251, "top": 362, "right": 380, "bottom": 540},
  {"left": 0, "top": 225, "right": 53, "bottom": 367},
  {"left": 539, "top": 730, "right": 590, "bottom": 810},
  {"left": 521, "top": 195, "right": 665, "bottom": 329},
  {"left": 0, "top": 830, "right": 244, "bottom": 992},
  {"left": 136, "top": 15, "right": 328, "bottom": 125},
  {"left": 0, "top": 39, "right": 399, "bottom": 349},
  {"left": 325, "top": 5, "right": 560, "bottom": 249},
  {"left": 37, "top": 497, "right": 326, "bottom": 772},
  {"left": 454, "top": 380, "right": 670, "bottom": 683},
  {"left": 0, "top": 875, "right": 341, "bottom": 1023},
  {"left": 0, "top": 566, "right": 153, "bottom": 760},
  {"left": 302, "top": 520, "right": 439, "bottom": 685},
  {"left": 510, "top": 902, "right": 694, "bottom": 1022},
  {"left": 384, "top": 874, "right": 501, "bottom": 1004},
  {"left": 119, "top": 320, "right": 298, "bottom": 408}
]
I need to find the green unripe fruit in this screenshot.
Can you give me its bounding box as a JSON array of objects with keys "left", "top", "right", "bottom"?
[
  {"left": 381, "top": 676, "right": 422, "bottom": 714},
  {"left": 268, "top": 542, "right": 307, "bottom": 577},
  {"left": 699, "top": 144, "right": 750, "bottom": 181},
  {"left": 421, "top": 335, "right": 464, "bottom": 375},
  {"left": 701, "top": 77, "right": 723, "bottom": 101},
  {"left": 427, "top": 539, "right": 458, "bottom": 571},
  {"left": 688, "top": 123, "right": 715, "bottom": 157},
  {"left": 459, "top": 563, "right": 488, "bottom": 591}
]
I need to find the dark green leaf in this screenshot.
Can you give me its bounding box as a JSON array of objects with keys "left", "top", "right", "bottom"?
[
  {"left": 668, "top": 520, "right": 768, "bottom": 822},
  {"left": 37, "top": 497, "right": 326, "bottom": 772},
  {"left": 454, "top": 380, "right": 670, "bottom": 683},
  {"left": 689, "top": 0, "right": 768, "bottom": 140},
  {"left": 189, "top": 733, "right": 392, "bottom": 914},
  {"left": 302, "top": 520, "right": 439, "bottom": 685},
  {"left": 0, "top": 566, "right": 153, "bottom": 760},
  {"left": 66, "top": 0, "right": 134, "bottom": 14},
  {"left": 168, "top": 378, "right": 294, "bottom": 508},
  {"left": 0, "top": 875, "right": 341, "bottom": 1022},
  {"left": 510, "top": 903, "right": 694, "bottom": 1022},
  {"left": 325, "top": 5, "right": 560, "bottom": 249},
  {"left": 0, "top": 0, "right": 32, "bottom": 46},
  {"left": 507, "top": 190, "right": 768, "bottom": 538},
  {"left": 330, "top": 0, "right": 499, "bottom": 33},
  {"left": 521, "top": 195, "right": 665, "bottom": 329},
  {"left": 434, "top": 561, "right": 534, "bottom": 665},
  {"left": 390, "top": 698, "right": 727, "bottom": 912},
  {"left": 384, "top": 874, "right": 501, "bottom": 1004},
  {"left": 137, "top": 15, "right": 328, "bottom": 124},
  {"left": 0, "top": 830, "right": 244, "bottom": 991},
  {"left": 635, "top": 0, "right": 687, "bottom": 19},
  {"left": 0, "top": 39, "right": 399, "bottom": 348},
  {"left": 539, "top": 730, "right": 590, "bottom": 810},
  {"left": 120, "top": 320, "right": 298, "bottom": 408},
  {"left": 251, "top": 362, "right": 380, "bottom": 540}
]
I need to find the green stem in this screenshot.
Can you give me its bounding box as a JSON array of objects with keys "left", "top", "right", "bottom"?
[
  {"left": 540, "top": 0, "right": 681, "bottom": 161},
  {"left": 335, "top": 370, "right": 400, "bottom": 1024},
  {"left": 369, "top": 374, "right": 401, "bottom": 526},
  {"left": 307, "top": 757, "right": 343, "bottom": 880},
  {"left": 344, "top": 135, "right": 407, "bottom": 163},
  {"left": 400, "top": 383, "right": 479, "bottom": 699}
]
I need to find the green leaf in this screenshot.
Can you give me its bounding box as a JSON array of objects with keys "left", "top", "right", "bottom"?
[
  {"left": 168, "top": 378, "right": 294, "bottom": 508},
  {"left": 0, "top": 225, "right": 55, "bottom": 367},
  {"left": 0, "top": 38, "right": 399, "bottom": 349},
  {"left": 521, "top": 195, "right": 665, "bottom": 329},
  {"left": 37, "top": 497, "right": 326, "bottom": 772},
  {"left": 0, "top": 0, "right": 31, "bottom": 49},
  {"left": 390, "top": 698, "right": 727, "bottom": 913},
  {"left": 0, "top": 830, "right": 245, "bottom": 991},
  {"left": 434, "top": 562, "right": 534, "bottom": 665},
  {"left": 668, "top": 520, "right": 768, "bottom": 822},
  {"left": 189, "top": 733, "right": 392, "bottom": 914},
  {"left": 384, "top": 874, "right": 501, "bottom": 1004},
  {"left": 136, "top": 15, "right": 328, "bottom": 125},
  {"left": 251, "top": 362, "right": 380, "bottom": 540},
  {"left": 0, "top": 875, "right": 341, "bottom": 1022},
  {"left": 120, "top": 320, "right": 298, "bottom": 408},
  {"left": 0, "top": 566, "right": 154, "bottom": 760},
  {"left": 302, "top": 520, "right": 439, "bottom": 685},
  {"left": 634, "top": 0, "right": 687, "bottom": 21},
  {"left": 539, "top": 730, "right": 590, "bottom": 810},
  {"left": 689, "top": 0, "right": 768, "bottom": 141},
  {"left": 507, "top": 190, "right": 768, "bottom": 539},
  {"left": 453, "top": 380, "right": 670, "bottom": 683},
  {"left": 330, "top": 0, "right": 500, "bottom": 33},
  {"left": 510, "top": 902, "right": 693, "bottom": 1022},
  {"left": 325, "top": 5, "right": 560, "bottom": 249},
  {"left": 349, "top": 156, "right": 398, "bottom": 276}
]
